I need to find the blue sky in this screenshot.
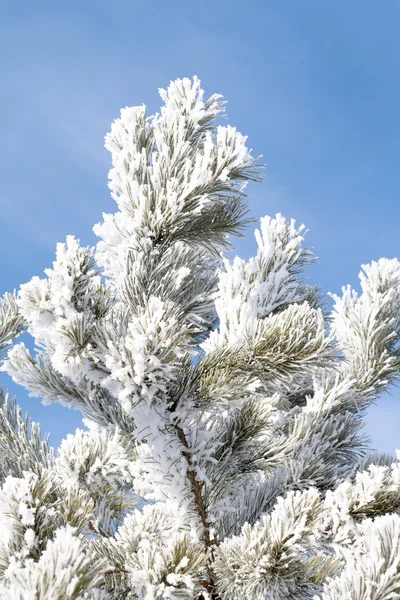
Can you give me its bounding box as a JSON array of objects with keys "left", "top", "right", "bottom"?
[{"left": 1, "top": 0, "right": 400, "bottom": 452}]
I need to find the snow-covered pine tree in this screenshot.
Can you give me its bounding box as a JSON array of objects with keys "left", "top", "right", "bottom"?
[{"left": 1, "top": 76, "right": 400, "bottom": 599}]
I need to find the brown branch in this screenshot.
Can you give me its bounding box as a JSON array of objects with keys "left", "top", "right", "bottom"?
[
  {"left": 174, "top": 424, "right": 212, "bottom": 547},
  {"left": 174, "top": 422, "right": 220, "bottom": 600},
  {"left": 104, "top": 567, "right": 128, "bottom": 576}
]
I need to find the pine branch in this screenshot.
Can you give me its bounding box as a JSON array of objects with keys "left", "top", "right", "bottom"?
[
  {"left": 0, "top": 293, "right": 25, "bottom": 358},
  {"left": 2, "top": 75, "right": 400, "bottom": 600},
  {"left": 172, "top": 420, "right": 220, "bottom": 599},
  {"left": 0, "top": 389, "right": 53, "bottom": 482}
]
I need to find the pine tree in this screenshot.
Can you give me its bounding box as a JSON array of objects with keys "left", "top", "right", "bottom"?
[{"left": 1, "top": 76, "right": 400, "bottom": 599}]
